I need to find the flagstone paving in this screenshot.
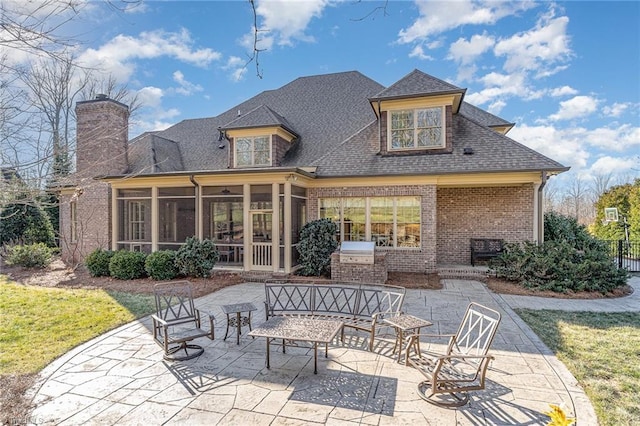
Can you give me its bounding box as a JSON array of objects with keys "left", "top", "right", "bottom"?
[{"left": 27, "top": 276, "right": 639, "bottom": 425}]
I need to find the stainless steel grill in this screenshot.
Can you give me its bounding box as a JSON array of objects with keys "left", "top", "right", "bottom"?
[{"left": 339, "top": 241, "right": 375, "bottom": 264}]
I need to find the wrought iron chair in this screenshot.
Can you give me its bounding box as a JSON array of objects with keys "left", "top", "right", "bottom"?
[
  {"left": 151, "top": 281, "right": 215, "bottom": 361},
  {"left": 404, "top": 302, "right": 501, "bottom": 407}
]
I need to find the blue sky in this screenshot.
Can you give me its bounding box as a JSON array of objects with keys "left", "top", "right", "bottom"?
[{"left": 53, "top": 1, "right": 640, "bottom": 187}]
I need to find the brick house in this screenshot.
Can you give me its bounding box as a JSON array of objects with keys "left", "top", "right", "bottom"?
[{"left": 59, "top": 69, "right": 568, "bottom": 273}]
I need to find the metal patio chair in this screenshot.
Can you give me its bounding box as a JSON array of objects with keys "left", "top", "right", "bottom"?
[
  {"left": 151, "top": 281, "right": 215, "bottom": 361},
  {"left": 404, "top": 302, "right": 501, "bottom": 407}
]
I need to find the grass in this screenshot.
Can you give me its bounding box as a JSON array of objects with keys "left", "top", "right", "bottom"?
[
  {"left": 0, "top": 276, "right": 155, "bottom": 374},
  {"left": 516, "top": 309, "right": 640, "bottom": 426}
]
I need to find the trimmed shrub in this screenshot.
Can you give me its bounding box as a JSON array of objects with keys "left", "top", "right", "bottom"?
[
  {"left": 175, "top": 237, "right": 218, "bottom": 278},
  {"left": 145, "top": 250, "right": 179, "bottom": 280},
  {"left": 109, "top": 250, "right": 147, "bottom": 280},
  {"left": 85, "top": 249, "right": 115, "bottom": 277},
  {"left": 3, "top": 243, "right": 54, "bottom": 268},
  {"left": 0, "top": 203, "right": 56, "bottom": 247},
  {"left": 491, "top": 212, "right": 628, "bottom": 294},
  {"left": 296, "top": 218, "right": 338, "bottom": 276}
]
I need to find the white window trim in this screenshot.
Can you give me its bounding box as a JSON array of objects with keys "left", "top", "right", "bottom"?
[
  {"left": 234, "top": 135, "right": 272, "bottom": 167},
  {"left": 387, "top": 107, "right": 445, "bottom": 151},
  {"left": 128, "top": 200, "right": 146, "bottom": 241}
]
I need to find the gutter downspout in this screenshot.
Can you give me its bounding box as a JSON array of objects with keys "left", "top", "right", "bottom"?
[
  {"left": 189, "top": 175, "right": 200, "bottom": 238},
  {"left": 537, "top": 171, "right": 548, "bottom": 244}
]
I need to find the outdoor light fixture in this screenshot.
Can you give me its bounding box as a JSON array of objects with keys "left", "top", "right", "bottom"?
[{"left": 221, "top": 187, "right": 231, "bottom": 194}]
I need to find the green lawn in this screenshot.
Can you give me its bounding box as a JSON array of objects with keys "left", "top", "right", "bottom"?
[
  {"left": 0, "top": 276, "right": 155, "bottom": 374},
  {"left": 517, "top": 309, "right": 640, "bottom": 426}
]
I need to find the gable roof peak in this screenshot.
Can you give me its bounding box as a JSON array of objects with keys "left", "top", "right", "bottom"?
[
  {"left": 370, "top": 68, "right": 465, "bottom": 101},
  {"left": 222, "top": 104, "right": 298, "bottom": 137}
]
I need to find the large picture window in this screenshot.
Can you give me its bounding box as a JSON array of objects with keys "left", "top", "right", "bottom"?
[
  {"left": 389, "top": 107, "right": 444, "bottom": 150},
  {"left": 319, "top": 196, "right": 420, "bottom": 248},
  {"left": 235, "top": 135, "right": 271, "bottom": 167}
]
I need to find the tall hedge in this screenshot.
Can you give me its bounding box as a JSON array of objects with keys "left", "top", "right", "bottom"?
[
  {"left": 0, "top": 203, "right": 56, "bottom": 247},
  {"left": 491, "top": 212, "right": 628, "bottom": 293},
  {"left": 297, "top": 218, "right": 338, "bottom": 276}
]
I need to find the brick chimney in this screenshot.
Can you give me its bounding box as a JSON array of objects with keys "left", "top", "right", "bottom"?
[
  {"left": 75, "top": 95, "right": 130, "bottom": 176},
  {"left": 60, "top": 96, "right": 130, "bottom": 264}
]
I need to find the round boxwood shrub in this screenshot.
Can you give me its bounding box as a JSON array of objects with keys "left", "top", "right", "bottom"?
[
  {"left": 175, "top": 237, "right": 219, "bottom": 278},
  {"left": 85, "top": 248, "right": 115, "bottom": 277},
  {"left": 145, "top": 250, "right": 178, "bottom": 280},
  {"left": 3, "top": 243, "right": 54, "bottom": 268},
  {"left": 109, "top": 250, "right": 147, "bottom": 280},
  {"left": 297, "top": 218, "right": 338, "bottom": 276}
]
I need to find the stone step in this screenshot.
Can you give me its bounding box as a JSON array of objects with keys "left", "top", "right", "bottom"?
[{"left": 437, "top": 265, "right": 490, "bottom": 281}]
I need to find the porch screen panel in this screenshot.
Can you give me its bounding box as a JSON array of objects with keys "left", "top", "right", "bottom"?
[
  {"left": 397, "top": 196, "right": 421, "bottom": 247},
  {"left": 117, "top": 188, "right": 151, "bottom": 252},
  {"left": 291, "top": 186, "right": 307, "bottom": 267},
  {"left": 158, "top": 187, "right": 195, "bottom": 248}
]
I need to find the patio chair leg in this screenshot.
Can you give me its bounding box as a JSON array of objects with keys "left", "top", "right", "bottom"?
[{"left": 416, "top": 381, "right": 470, "bottom": 408}]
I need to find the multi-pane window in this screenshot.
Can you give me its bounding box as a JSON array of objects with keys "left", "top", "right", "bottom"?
[
  {"left": 319, "top": 196, "right": 420, "bottom": 248},
  {"left": 128, "top": 201, "right": 146, "bottom": 240},
  {"left": 390, "top": 107, "right": 444, "bottom": 150},
  {"left": 235, "top": 136, "right": 271, "bottom": 166}
]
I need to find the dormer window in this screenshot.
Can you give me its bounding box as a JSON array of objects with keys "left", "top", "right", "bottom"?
[
  {"left": 389, "top": 107, "right": 444, "bottom": 150},
  {"left": 235, "top": 135, "right": 271, "bottom": 167}
]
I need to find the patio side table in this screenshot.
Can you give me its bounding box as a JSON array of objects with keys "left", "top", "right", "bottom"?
[
  {"left": 382, "top": 314, "right": 432, "bottom": 363},
  {"left": 221, "top": 302, "right": 257, "bottom": 345}
]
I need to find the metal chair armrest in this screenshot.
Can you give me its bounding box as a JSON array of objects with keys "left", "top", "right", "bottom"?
[{"left": 195, "top": 308, "right": 215, "bottom": 340}]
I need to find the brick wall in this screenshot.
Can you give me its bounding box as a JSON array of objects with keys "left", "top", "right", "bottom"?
[
  {"left": 330, "top": 252, "right": 388, "bottom": 284},
  {"left": 436, "top": 185, "right": 534, "bottom": 264},
  {"left": 61, "top": 97, "right": 128, "bottom": 263},
  {"left": 308, "top": 185, "right": 437, "bottom": 273}
]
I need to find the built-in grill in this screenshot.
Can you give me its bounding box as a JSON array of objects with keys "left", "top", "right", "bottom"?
[{"left": 339, "top": 241, "right": 375, "bottom": 264}]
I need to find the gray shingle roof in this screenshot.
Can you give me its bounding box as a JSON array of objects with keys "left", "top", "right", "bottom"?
[
  {"left": 459, "top": 102, "right": 514, "bottom": 128},
  {"left": 370, "top": 69, "right": 464, "bottom": 100},
  {"left": 222, "top": 104, "right": 298, "bottom": 137},
  {"left": 312, "top": 115, "right": 567, "bottom": 177},
  {"left": 125, "top": 69, "right": 567, "bottom": 178}
]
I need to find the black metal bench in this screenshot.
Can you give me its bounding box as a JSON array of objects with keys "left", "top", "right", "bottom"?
[{"left": 470, "top": 238, "right": 504, "bottom": 266}]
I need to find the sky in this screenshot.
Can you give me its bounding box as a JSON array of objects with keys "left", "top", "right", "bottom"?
[{"left": 12, "top": 1, "right": 640, "bottom": 189}]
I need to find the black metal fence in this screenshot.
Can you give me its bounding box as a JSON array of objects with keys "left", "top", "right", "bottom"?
[{"left": 604, "top": 240, "right": 640, "bottom": 272}]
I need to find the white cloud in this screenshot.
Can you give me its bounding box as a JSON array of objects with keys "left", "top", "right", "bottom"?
[
  {"left": 466, "top": 71, "right": 544, "bottom": 105},
  {"left": 134, "top": 86, "right": 180, "bottom": 133},
  {"left": 581, "top": 124, "right": 640, "bottom": 151},
  {"left": 508, "top": 123, "right": 590, "bottom": 169},
  {"left": 494, "top": 12, "right": 572, "bottom": 76},
  {"left": 549, "top": 95, "right": 598, "bottom": 121},
  {"left": 137, "top": 86, "right": 164, "bottom": 108},
  {"left": 448, "top": 33, "right": 495, "bottom": 65},
  {"left": 488, "top": 99, "right": 506, "bottom": 114},
  {"left": 408, "top": 45, "right": 433, "bottom": 60},
  {"left": 78, "top": 29, "right": 221, "bottom": 82},
  {"left": 602, "top": 102, "right": 630, "bottom": 117},
  {"left": 223, "top": 56, "right": 248, "bottom": 82},
  {"left": 172, "top": 70, "right": 203, "bottom": 95},
  {"left": 248, "top": 0, "right": 333, "bottom": 48},
  {"left": 398, "top": 0, "right": 534, "bottom": 44},
  {"left": 549, "top": 86, "right": 578, "bottom": 97},
  {"left": 589, "top": 156, "right": 638, "bottom": 175}
]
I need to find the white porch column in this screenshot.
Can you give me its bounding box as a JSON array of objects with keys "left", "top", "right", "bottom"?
[
  {"left": 151, "top": 186, "right": 158, "bottom": 252},
  {"left": 272, "top": 183, "right": 280, "bottom": 272},
  {"left": 243, "top": 183, "right": 251, "bottom": 271}
]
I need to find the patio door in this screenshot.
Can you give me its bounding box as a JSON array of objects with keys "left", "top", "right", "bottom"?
[{"left": 251, "top": 211, "right": 273, "bottom": 270}]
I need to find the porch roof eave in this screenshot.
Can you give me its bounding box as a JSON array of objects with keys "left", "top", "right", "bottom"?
[{"left": 96, "top": 166, "right": 318, "bottom": 183}]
